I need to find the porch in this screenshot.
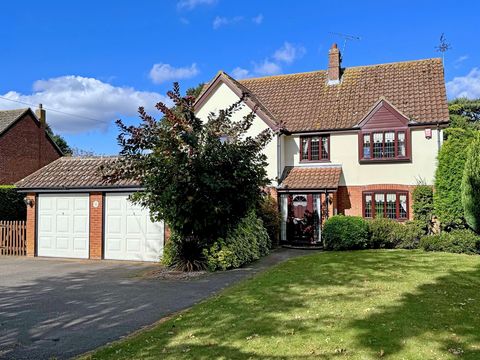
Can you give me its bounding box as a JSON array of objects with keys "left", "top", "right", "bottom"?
[{"left": 277, "top": 166, "right": 342, "bottom": 246}]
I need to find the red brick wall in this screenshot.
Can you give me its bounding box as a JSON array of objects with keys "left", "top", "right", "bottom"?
[
  {"left": 337, "top": 184, "right": 415, "bottom": 220},
  {"left": 89, "top": 193, "right": 103, "bottom": 259},
  {"left": 25, "top": 193, "right": 36, "bottom": 257},
  {"left": 0, "top": 113, "right": 61, "bottom": 184}
]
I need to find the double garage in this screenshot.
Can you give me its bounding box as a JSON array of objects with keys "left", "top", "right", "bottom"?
[{"left": 16, "top": 157, "right": 165, "bottom": 262}]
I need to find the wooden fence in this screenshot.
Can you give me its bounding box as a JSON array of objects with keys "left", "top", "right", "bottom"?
[{"left": 0, "top": 221, "right": 26, "bottom": 256}]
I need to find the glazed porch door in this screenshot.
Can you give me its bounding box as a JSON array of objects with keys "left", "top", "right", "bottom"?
[{"left": 280, "top": 194, "right": 321, "bottom": 244}]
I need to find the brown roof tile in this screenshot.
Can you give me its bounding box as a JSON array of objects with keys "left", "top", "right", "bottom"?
[
  {"left": 238, "top": 58, "right": 449, "bottom": 132},
  {"left": 280, "top": 166, "right": 342, "bottom": 190},
  {"left": 15, "top": 157, "right": 140, "bottom": 190}
]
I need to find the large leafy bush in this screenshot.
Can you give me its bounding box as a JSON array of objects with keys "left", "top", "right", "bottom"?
[
  {"left": 204, "top": 211, "right": 270, "bottom": 271},
  {"left": 461, "top": 136, "right": 480, "bottom": 233},
  {"left": 106, "top": 84, "right": 271, "bottom": 270},
  {"left": 256, "top": 195, "right": 280, "bottom": 247},
  {"left": 323, "top": 215, "right": 369, "bottom": 250},
  {"left": 0, "top": 186, "right": 26, "bottom": 220},
  {"left": 434, "top": 128, "right": 475, "bottom": 229},
  {"left": 420, "top": 229, "right": 480, "bottom": 255},
  {"left": 368, "top": 218, "right": 404, "bottom": 248}
]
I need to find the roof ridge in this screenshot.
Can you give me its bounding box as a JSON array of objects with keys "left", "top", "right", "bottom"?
[{"left": 237, "top": 57, "right": 442, "bottom": 83}]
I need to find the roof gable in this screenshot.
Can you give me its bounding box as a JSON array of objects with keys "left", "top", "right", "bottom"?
[
  {"left": 0, "top": 108, "right": 63, "bottom": 156},
  {"left": 194, "top": 71, "right": 282, "bottom": 131},
  {"left": 357, "top": 98, "right": 409, "bottom": 129}
]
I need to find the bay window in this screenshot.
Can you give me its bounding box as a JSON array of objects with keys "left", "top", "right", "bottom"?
[
  {"left": 360, "top": 129, "right": 409, "bottom": 161},
  {"left": 300, "top": 135, "right": 330, "bottom": 161},
  {"left": 363, "top": 191, "right": 409, "bottom": 220}
]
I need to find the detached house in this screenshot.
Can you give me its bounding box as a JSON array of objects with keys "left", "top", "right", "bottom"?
[
  {"left": 0, "top": 106, "right": 62, "bottom": 184},
  {"left": 196, "top": 44, "right": 449, "bottom": 244}
]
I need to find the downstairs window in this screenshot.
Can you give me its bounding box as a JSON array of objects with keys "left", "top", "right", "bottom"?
[{"left": 363, "top": 191, "right": 408, "bottom": 220}]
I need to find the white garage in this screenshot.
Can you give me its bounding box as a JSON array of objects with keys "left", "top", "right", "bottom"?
[
  {"left": 104, "top": 193, "right": 164, "bottom": 262},
  {"left": 37, "top": 193, "right": 90, "bottom": 259}
]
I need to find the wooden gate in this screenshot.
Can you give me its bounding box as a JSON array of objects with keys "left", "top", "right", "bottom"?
[{"left": 0, "top": 221, "right": 26, "bottom": 256}]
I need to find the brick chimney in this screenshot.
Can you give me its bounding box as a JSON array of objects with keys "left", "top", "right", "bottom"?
[
  {"left": 35, "top": 104, "right": 46, "bottom": 128},
  {"left": 35, "top": 104, "right": 46, "bottom": 166},
  {"left": 327, "top": 43, "right": 342, "bottom": 84}
]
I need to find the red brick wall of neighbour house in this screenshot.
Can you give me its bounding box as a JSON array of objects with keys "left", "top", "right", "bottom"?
[
  {"left": 0, "top": 113, "right": 61, "bottom": 184},
  {"left": 89, "top": 193, "right": 104, "bottom": 259},
  {"left": 25, "top": 193, "right": 36, "bottom": 257},
  {"left": 336, "top": 184, "right": 415, "bottom": 220}
]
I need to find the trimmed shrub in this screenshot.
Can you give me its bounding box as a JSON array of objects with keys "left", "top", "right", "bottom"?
[
  {"left": 323, "top": 215, "right": 369, "bottom": 250},
  {"left": 395, "top": 220, "right": 426, "bottom": 249},
  {"left": 434, "top": 128, "right": 475, "bottom": 229},
  {"left": 256, "top": 195, "right": 280, "bottom": 247},
  {"left": 0, "top": 186, "right": 26, "bottom": 220},
  {"left": 412, "top": 184, "right": 434, "bottom": 230},
  {"left": 420, "top": 229, "right": 480, "bottom": 255},
  {"left": 161, "top": 238, "right": 178, "bottom": 267},
  {"left": 368, "top": 218, "right": 404, "bottom": 248},
  {"left": 461, "top": 136, "right": 480, "bottom": 233},
  {"left": 204, "top": 211, "right": 270, "bottom": 271}
]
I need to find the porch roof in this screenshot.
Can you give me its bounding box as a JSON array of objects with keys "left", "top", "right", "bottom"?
[{"left": 279, "top": 166, "right": 342, "bottom": 191}]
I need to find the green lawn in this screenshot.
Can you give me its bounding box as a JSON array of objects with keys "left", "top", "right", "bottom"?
[{"left": 83, "top": 250, "right": 480, "bottom": 359}]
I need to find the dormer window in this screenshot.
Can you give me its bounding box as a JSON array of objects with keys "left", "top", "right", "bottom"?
[
  {"left": 300, "top": 135, "right": 330, "bottom": 162},
  {"left": 360, "top": 130, "right": 409, "bottom": 161}
]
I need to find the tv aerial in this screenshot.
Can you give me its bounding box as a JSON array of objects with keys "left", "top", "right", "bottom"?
[{"left": 330, "top": 32, "right": 361, "bottom": 55}]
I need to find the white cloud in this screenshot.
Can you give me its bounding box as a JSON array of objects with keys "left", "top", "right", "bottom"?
[
  {"left": 446, "top": 68, "right": 480, "bottom": 99},
  {"left": 149, "top": 63, "right": 199, "bottom": 84},
  {"left": 252, "top": 14, "right": 263, "bottom": 25},
  {"left": 212, "top": 15, "right": 243, "bottom": 29},
  {"left": 231, "top": 67, "right": 250, "bottom": 79},
  {"left": 273, "top": 42, "right": 306, "bottom": 64},
  {"left": 253, "top": 59, "right": 282, "bottom": 76},
  {"left": 177, "top": 0, "right": 216, "bottom": 10},
  {"left": 453, "top": 55, "right": 469, "bottom": 69},
  {"left": 0, "top": 75, "right": 171, "bottom": 134}
]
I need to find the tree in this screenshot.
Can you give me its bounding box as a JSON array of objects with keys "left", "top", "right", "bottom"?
[
  {"left": 105, "top": 83, "right": 272, "bottom": 270},
  {"left": 412, "top": 181, "right": 434, "bottom": 232},
  {"left": 434, "top": 128, "right": 476, "bottom": 229},
  {"left": 448, "top": 98, "right": 480, "bottom": 130},
  {"left": 461, "top": 135, "right": 480, "bottom": 233},
  {"left": 45, "top": 124, "right": 72, "bottom": 155}
]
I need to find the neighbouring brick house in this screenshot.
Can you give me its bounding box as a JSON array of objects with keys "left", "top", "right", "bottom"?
[
  {"left": 195, "top": 43, "right": 449, "bottom": 244},
  {"left": 0, "top": 106, "right": 63, "bottom": 184}
]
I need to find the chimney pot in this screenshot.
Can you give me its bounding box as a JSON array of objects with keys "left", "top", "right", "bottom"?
[{"left": 328, "top": 43, "right": 342, "bottom": 84}]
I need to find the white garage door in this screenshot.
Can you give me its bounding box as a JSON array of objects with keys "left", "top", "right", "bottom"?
[
  {"left": 104, "top": 193, "right": 164, "bottom": 262},
  {"left": 37, "top": 194, "right": 90, "bottom": 259}
]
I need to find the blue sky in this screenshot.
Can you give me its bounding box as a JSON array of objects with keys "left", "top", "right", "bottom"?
[{"left": 0, "top": 0, "right": 478, "bottom": 154}]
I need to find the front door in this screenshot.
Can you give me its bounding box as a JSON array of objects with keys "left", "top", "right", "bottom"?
[{"left": 283, "top": 194, "right": 321, "bottom": 244}]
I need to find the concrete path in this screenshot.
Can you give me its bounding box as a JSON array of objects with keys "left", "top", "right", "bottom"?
[{"left": 0, "top": 249, "right": 310, "bottom": 359}]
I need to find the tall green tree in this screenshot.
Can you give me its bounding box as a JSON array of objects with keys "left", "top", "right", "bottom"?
[
  {"left": 105, "top": 83, "right": 271, "bottom": 270},
  {"left": 45, "top": 124, "right": 72, "bottom": 155},
  {"left": 461, "top": 135, "right": 480, "bottom": 233},
  {"left": 448, "top": 98, "right": 480, "bottom": 130},
  {"left": 434, "top": 128, "right": 476, "bottom": 229}
]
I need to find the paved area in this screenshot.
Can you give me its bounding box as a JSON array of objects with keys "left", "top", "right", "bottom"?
[{"left": 0, "top": 249, "right": 311, "bottom": 360}]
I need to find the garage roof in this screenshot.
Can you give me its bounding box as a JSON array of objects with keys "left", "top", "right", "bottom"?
[{"left": 15, "top": 156, "right": 140, "bottom": 192}]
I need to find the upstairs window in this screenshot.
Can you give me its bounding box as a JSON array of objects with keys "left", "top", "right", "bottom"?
[
  {"left": 363, "top": 191, "right": 408, "bottom": 220},
  {"left": 300, "top": 135, "right": 330, "bottom": 162},
  {"left": 360, "top": 130, "right": 409, "bottom": 161}
]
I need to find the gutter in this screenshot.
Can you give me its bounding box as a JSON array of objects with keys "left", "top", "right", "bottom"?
[{"left": 16, "top": 186, "right": 144, "bottom": 193}]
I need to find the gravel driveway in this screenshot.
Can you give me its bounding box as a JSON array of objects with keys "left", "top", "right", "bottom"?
[{"left": 0, "top": 249, "right": 309, "bottom": 359}]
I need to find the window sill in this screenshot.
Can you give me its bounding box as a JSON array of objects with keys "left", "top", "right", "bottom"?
[
  {"left": 364, "top": 217, "right": 408, "bottom": 222},
  {"left": 359, "top": 157, "right": 411, "bottom": 164},
  {"left": 299, "top": 159, "right": 331, "bottom": 164}
]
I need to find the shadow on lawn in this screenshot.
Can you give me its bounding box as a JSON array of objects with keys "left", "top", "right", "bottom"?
[
  {"left": 351, "top": 260, "right": 480, "bottom": 359},
  {"left": 91, "top": 250, "right": 480, "bottom": 359}
]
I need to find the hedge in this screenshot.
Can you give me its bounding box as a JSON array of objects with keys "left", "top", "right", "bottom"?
[
  {"left": 323, "top": 215, "right": 369, "bottom": 250},
  {"left": 420, "top": 229, "right": 480, "bottom": 255},
  {"left": 434, "top": 128, "right": 475, "bottom": 229},
  {"left": 461, "top": 136, "right": 480, "bottom": 233},
  {"left": 0, "top": 186, "right": 26, "bottom": 220},
  {"left": 204, "top": 211, "right": 270, "bottom": 271}
]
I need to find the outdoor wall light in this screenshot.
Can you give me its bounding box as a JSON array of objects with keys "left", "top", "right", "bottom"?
[{"left": 23, "top": 197, "right": 34, "bottom": 208}]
